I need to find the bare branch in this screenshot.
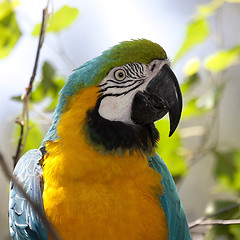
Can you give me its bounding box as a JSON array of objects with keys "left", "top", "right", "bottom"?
[
  {"left": 189, "top": 203, "right": 240, "bottom": 229},
  {"left": 13, "top": 4, "right": 49, "bottom": 165},
  {"left": 12, "top": 119, "right": 24, "bottom": 167},
  {"left": 0, "top": 152, "right": 62, "bottom": 240},
  {"left": 192, "top": 219, "right": 240, "bottom": 227},
  {"left": 26, "top": 8, "right": 48, "bottom": 96}
]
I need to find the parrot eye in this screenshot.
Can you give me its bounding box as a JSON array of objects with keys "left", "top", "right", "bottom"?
[{"left": 114, "top": 69, "right": 126, "bottom": 81}]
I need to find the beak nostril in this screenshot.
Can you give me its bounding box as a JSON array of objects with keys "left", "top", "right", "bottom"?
[{"left": 151, "top": 63, "right": 156, "bottom": 72}]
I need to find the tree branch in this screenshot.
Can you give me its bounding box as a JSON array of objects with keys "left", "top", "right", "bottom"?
[
  {"left": 192, "top": 219, "right": 240, "bottom": 227},
  {"left": 26, "top": 7, "right": 48, "bottom": 96},
  {"left": 12, "top": 3, "right": 49, "bottom": 167},
  {"left": 0, "top": 152, "right": 61, "bottom": 240},
  {"left": 189, "top": 203, "right": 240, "bottom": 229},
  {"left": 12, "top": 118, "right": 24, "bottom": 167}
]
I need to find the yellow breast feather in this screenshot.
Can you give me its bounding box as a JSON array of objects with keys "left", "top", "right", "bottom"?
[{"left": 43, "top": 87, "right": 168, "bottom": 240}]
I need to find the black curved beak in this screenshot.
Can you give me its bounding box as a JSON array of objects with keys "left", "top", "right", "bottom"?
[{"left": 131, "top": 64, "right": 182, "bottom": 137}]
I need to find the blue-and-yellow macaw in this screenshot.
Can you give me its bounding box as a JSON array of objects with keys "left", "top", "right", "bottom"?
[{"left": 9, "top": 39, "right": 191, "bottom": 240}]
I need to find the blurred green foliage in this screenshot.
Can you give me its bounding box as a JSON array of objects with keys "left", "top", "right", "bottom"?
[
  {"left": 156, "top": 0, "right": 240, "bottom": 239},
  {"left": 0, "top": 0, "right": 21, "bottom": 59},
  {"left": 13, "top": 120, "right": 44, "bottom": 154},
  {"left": 12, "top": 60, "right": 65, "bottom": 156},
  {"left": 214, "top": 150, "right": 240, "bottom": 192},
  {"left": 30, "top": 61, "right": 66, "bottom": 112},
  {"left": 2, "top": 0, "right": 240, "bottom": 239},
  {"left": 156, "top": 119, "right": 188, "bottom": 178},
  {"left": 205, "top": 45, "right": 240, "bottom": 72},
  {"left": 32, "top": 5, "right": 80, "bottom": 36},
  {"left": 12, "top": 61, "right": 66, "bottom": 112},
  {"left": 173, "top": 18, "right": 210, "bottom": 62}
]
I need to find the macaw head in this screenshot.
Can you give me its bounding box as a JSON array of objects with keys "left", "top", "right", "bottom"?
[{"left": 42, "top": 39, "right": 182, "bottom": 155}]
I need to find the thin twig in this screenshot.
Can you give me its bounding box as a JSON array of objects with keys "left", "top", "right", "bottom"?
[
  {"left": 189, "top": 203, "right": 240, "bottom": 229},
  {"left": 192, "top": 219, "right": 240, "bottom": 227},
  {"left": 0, "top": 152, "right": 62, "bottom": 240},
  {"left": 26, "top": 7, "right": 48, "bottom": 96},
  {"left": 12, "top": 119, "right": 24, "bottom": 167},
  {"left": 13, "top": 4, "right": 49, "bottom": 166},
  {"left": 21, "top": 95, "right": 30, "bottom": 159}
]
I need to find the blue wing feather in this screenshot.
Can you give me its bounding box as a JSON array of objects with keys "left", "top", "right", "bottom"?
[
  {"left": 148, "top": 153, "right": 192, "bottom": 240},
  {"left": 9, "top": 149, "right": 49, "bottom": 240}
]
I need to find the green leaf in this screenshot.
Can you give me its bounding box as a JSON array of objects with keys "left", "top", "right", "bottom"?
[
  {"left": 214, "top": 150, "right": 240, "bottom": 192},
  {"left": 181, "top": 98, "right": 198, "bottom": 118},
  {"left": 155, "top": 119, "right": 187, "bottom": 178},
  {"left": 13, "top": 121, "right": 44, "bottom": 154},
  {"left": 174, "top": 18, "right": 210, "bottom": 62},
  {"left": 183, "top": 57, "right": 200, "bottom": 77},
  {"left": 44, "top": 96, "right": 59, "bottom": 112},
  {"left": 41, "top": 61, "right": 57, "bottom": 93},
  {"left": 230, "top": 224, "right": 240, "bottom": 240},
  {"left": 32, "top": 5, "right": 79, "bottom": 36},
  {"left": 182, "top": 95, "right": 212, "bottom": 119},
  {"left": 0, "top": 1, "right": 21, "bottom": 59},
  {"left": 31, "top": 61, "right": 61, "bottom": 97},
  {"left": 30, "top": 85, "right": 45, "bottom": 103},
  {"left": 30, "top": 62, "right": 65, "bottom": 111},
  {"left": 232, "top": 152, "right": 240, "bottom": 191},
  {"left": 197, "top": 0, "right": 224, "bottom": 18},
  {"left": 47, "top": 6, "right": 79, "bottom": 32},
  {"left": 30, "top": 61, "right": 56, "bottom": 102},
  {"left": 0, "top": 0, "right": 19, "bottom": 20},
  {"left": 181, "top": 73, "right": 200, "bottom": 95},
  {"left": 182, "top": 84, "right": 224, "bottom": 119},
  {"left": 23, "top": 121, "right": 44, "bottom": 153},
  {"left": 12, "top": 61, "right": 61, "bottom": 104},
  {"left": 214, "top": 151, "right": 235, "bottom": 186},
  {"left": 205, "top": 46, "right": 240, "bottom": 72},
  {"left": 11, "top": 95, "right": 22, "bottom": 102},
  {"left": 54, "top": 77, "right": 65, "bottom": 91},
  {"left": 44, "top": 77, "right": 65, "bottom": 112}
]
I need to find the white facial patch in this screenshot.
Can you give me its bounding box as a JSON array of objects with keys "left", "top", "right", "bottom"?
[
  {"left": 98, "top": 60, "right": 170, "bottom": 124},
  {"left": 98, "top": 91, "right": 137, "bottom": 124}
]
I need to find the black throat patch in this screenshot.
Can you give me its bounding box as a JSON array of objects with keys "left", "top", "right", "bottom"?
[{"left": 84, "top": 99, "right": 159, "bottom": 155}]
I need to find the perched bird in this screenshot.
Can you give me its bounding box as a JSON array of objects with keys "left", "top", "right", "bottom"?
[{"left": 9, "top": 39, "right": 191, "bottom": 240}]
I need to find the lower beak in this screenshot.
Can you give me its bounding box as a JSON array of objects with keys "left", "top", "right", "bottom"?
[{"left": 131, "top": 64, "right": 182, "bottom": 137}]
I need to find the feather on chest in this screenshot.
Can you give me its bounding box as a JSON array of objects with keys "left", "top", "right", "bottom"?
[
  {"left": 42, "top": 87, "right": 168, "bottom": 239},
  {"left": 43, "top": 141, "right": 168, "bottom": 240}
]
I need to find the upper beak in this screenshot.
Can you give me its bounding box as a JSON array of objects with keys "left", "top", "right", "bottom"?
[{"left": 131, "top": 64, "right": 182, "bottom": 137}]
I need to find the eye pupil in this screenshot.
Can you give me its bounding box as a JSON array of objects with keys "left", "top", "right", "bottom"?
[{"left": 114, "top": 69, "right": 126, "bottom": 81}]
